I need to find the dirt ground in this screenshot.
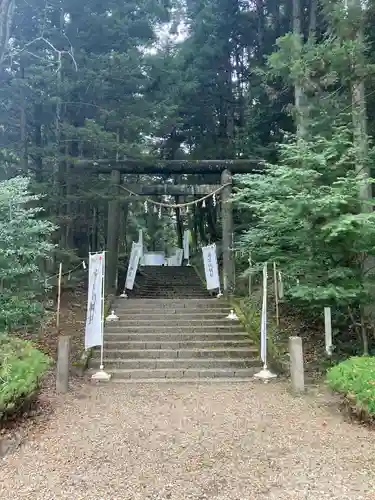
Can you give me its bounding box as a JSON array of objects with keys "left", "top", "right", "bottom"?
[{"left": 1, "top": 380, "right": 375, "bottom": 500}]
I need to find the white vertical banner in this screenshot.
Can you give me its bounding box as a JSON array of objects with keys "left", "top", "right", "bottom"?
[
  {"left": 202, "top": 244, "right": 220, "bottom": 290},
  {"left": 125, "top": 242, "right": 142, "bottom": 290},
  {"left": 260, "top": 263, "right": 268, "bottom": 364},
  {"left": 183, "top": 230, "right": 190, "bottom": 261},
  {"left": 85, "top": 252, "right": 105, "bottom": 349}
]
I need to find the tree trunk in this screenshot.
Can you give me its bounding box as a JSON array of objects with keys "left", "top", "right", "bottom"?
[
  {"left": 106, "top": 169, "right": 121, "bottom": 291},
  {"left": 350, "top": 1, "right": 372, "bottom": 355},
  {"left": 0, "top": 0, "right": 14, "bottom": 67},
  {"left": 19, "top": 65, "right": 28, "bottom": 172},
  {"left": 175, "top": 196, "right": 183, "bottom": 248},
  {"left": 293, "top": 0, "right": 306, "bottom": 139},
  {"left": 34, "top": 104, "right": 43, "bottom": 183}
]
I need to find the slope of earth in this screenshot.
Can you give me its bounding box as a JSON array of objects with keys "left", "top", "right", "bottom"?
[{"left": 1, "top": 381, "right": 374, "bottom": 500}]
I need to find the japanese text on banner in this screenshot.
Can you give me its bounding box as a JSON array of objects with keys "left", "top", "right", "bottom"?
[
  {"left": 202, "top": 244, "right": 220, "bottom": 290},
  {"left": 85, "top": 252, "right": 105, "bottom": 349}
]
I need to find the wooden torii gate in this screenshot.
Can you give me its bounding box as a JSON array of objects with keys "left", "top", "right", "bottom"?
[{"left": 76, "top": 158, "right": 263, "bottom": 295}]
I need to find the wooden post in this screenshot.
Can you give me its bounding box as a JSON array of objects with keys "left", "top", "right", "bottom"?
[
  {"left": 106, "top": 169, "right": 121, "bottom": 291},
  {"left": 289, "top": 336, "right": 305, "bottom": 393},
  {"left": 324, "top": 307, "right": 333, "bottom": 356},
  {"left": 221, "top": 169, "right": 234, "bottom": 295},
  {"left": 56, "top": 335, "right": 71, "bottom": 393},
  {"left": 56, "top": 262, "right": 63, "bottom": 330}
]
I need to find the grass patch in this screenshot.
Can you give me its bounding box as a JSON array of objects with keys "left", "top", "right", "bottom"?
[
  {"left": 0, "top": 335, "right": 51, "bottom": 421},
  {"left": 326, "top": 356, "right": 375, "bottom": 421}
]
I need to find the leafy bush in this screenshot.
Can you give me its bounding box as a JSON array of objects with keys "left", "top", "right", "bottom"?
[
  {"left": 0, "top": 335, "right": 51, "bottom": 421},
  {"left": 0, "top": 176, "right": 55, "bottom": 332},
  {"left": 326, "top": 356, "right": 375, "bottom": 419}
]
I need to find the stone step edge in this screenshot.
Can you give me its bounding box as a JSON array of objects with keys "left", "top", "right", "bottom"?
[
  {"left": 103, "top": 342, "right": 254, "bottom": 347},
  {"left": 99, "top": 367, "right": 257, "bottom": 375},
  {"left": 105, "top": 326, "right": 246, "bottom": 333},
  {"left": 108, "top": 319, "right": 238, "bottom": 324},
  {"left": 92, "top": 357, "right": 257, "bottom": 364},
  {"left": 104, "top": 334, "right": 248, "bottom": 338},
  {"left": 109, "top": 378, "right": 256, "bottom": 384},
  {"left": 96, "top": 347, "right": 257, "bottom": 354}
]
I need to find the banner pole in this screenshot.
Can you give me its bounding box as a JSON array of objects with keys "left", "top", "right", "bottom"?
[
  {"left": 273, "top": 262, "right": 280, "bottom": 326},
  {"left": 91, "top": 251, "right": 111, "bottom": 381},
  {"left": 100, "top": 251, "right": 105, "bottom": 369},
  {"left": 254, "top": 263, "right": 277, "bottom": 383}
]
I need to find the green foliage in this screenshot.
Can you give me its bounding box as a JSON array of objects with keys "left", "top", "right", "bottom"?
[
  {"left": 0, "top": 335, "right": 51, "bottom": 421},
  {"left": 234, "top": 129, "right": 375, "bottom": 312},
  {"left": 326, "top": 356, "right": 375, "bottom": 419},
  {"left": 0, "top": 176, "right": 55, "bottom": 332}
]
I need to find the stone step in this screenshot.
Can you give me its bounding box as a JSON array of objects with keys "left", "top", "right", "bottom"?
[
  {"left": 106, "top": 316, "right": 234, "bottom": 327},
  {"left": 98, "top": 367, "right": 258, "bottom": 380},
  {"left": 135, "top": 282, "right": 203, "bottom": 287},
  {"left": 103, "top": 339, "right": 254, "bottom": 349},
  {"left": 104, "top": 332, "right": 249, "bottom": 342},
  {"left": 134, "top": 290, "right": 206, "bottom": 293},
  {"left": 109, "top": 378, "right": 256, "bottom": 384},
  {"left": 112, "top": 309, "right": 231, "bottom": 317},
  {"left": 137, "top": 281, "right": 203, "bottom": 284},
  {"left": 131, "top": 292, "right": 209, "bottom": 294},
  {"left": 114, "top": 299, "right": 226, "bottom": 306},
  {"left": 114, "top": 304, "right": 226, "bottom": 310},
  {"left": 106, "top": 319, "right": 239, "bottom": 327},
  {"left": 105, "top": 325, "right": 245, "bottom": 334},
  {"left": 94, "top": 347, "right": 257, "bottom": 359},
  {"left": 90, "top": 357, "right": 257, "bottom": 370},
  {"left": 131, "top": 290, "right": 207, "bottom": 299},
  {"left": 135, "top": 287, "right": 205, "bottom": 291}
]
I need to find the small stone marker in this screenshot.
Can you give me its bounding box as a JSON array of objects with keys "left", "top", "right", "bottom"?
[
  {"left": 56, "top": 335, "right": 71, "bottom": 393},
  {"left": 289, "top": 336, "right": 305, "bottom": 393}
]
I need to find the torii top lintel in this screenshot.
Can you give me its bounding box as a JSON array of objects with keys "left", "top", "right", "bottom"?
[{"left": 74, "top": 158, "right": 264, "bottom": 175}]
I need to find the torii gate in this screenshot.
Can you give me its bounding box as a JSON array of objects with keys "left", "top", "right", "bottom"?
[{"left": 75, "top": 158, "right": 263, "bottom": 295}]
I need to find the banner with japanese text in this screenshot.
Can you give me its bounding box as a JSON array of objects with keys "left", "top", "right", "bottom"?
[
  {"left": 202, "top": 244, "right": 220, "bottom": 290},
  {"left": 85, "top": 252, "right": 105, "bottom": 349}
]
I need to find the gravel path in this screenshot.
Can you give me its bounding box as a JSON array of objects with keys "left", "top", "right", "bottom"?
[{"left": 1, "top": 380, "right": 375, "bottom": 500}]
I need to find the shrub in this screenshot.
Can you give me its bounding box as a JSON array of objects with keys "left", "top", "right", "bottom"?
[
  {"left": 0, "top": 335, "right": 51, "bottom": 421},
  {"left": 326, "top": 356, "right": 375, "bottom": 419}
]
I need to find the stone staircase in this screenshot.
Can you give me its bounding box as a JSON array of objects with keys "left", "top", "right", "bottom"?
[
  {"left": 126, "top": 265, "right": 209, "bottom": 298},
  {"left": 90, "top": 266, "right": 259, "bottom": 382}
]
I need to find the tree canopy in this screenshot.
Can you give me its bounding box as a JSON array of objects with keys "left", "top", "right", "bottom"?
[{"left": 1, "top": 0, "right": 375, "bottom": 353}]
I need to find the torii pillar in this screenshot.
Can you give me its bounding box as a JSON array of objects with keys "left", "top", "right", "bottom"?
[{"left": 221, "top": 169, "right": 234, "bottom": 296}]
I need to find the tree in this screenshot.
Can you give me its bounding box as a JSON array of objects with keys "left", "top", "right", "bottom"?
[
  {"left": 0, "top": 176, "right": 55, "bottom": 332},
  {"left": 0, "top": 0, "right": 14, "bottom": 66}
]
